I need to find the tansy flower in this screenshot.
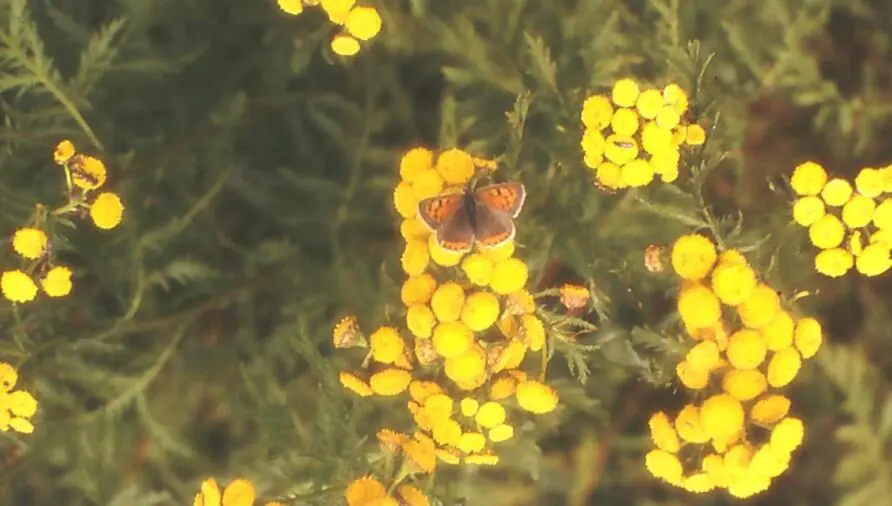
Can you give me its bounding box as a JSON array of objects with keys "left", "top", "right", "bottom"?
[
  {"left": 430, "top": 282, "right": 465, "bottom": 322},
  {"left": 699, "top": 394, "right": 745, "bottom": 447},
  {"left": 344, "top": 6, "right": 382, "bottom": 41},
  {"left": 460, "top": 291, "right": 500, "bottom": 331},
  {"left": 1, "top": 270, "right": 38, "bottom": 303},
  {"left": 276, "top": 0, "right": 304, "bottom": 14},
  {"left": 820, "top": 178, "right": 853, "bottom": 206},
  {"left": 344, "top": 476, "right": 390, "bottom": 506},
  {"left": 369, "top": 326, "right": 405, "bottom": 364},
  {"left": 766, "top": 347, "right": 801, "bottom": 387},
  {"left": 855, "top": 167, "right": 885, "bottom": 197},
  {"left": 710, "top": 261, "right": 756, "bottom": 306},
  {"left": 339, "top": 371, "right": 374, "bottom": 397},
  {"left": 396, "top": 485, "right": 430, "bottom": 506},
  {"left": 0, "top": 362, "right": 38, "bottom": 434},
  {"left": 53, "top": 139, "right": 75, "bottom": 164},
  {"left": 750, "top": 395, "right": 791, "bottom": 425},
  {"left": 193, "top": 478, "right": 276, "bottom": 506},
  {"left": 68, "top": 154, "right": 108, "bottom": 191},
  {"left": 12, "top": 227, "right": 48, "bottom": 260},
  {"left": 515, "top": 380, "right": 558, "bottom": 414},
  {"left": 677, "top": 284, "right": 721, "bottom": 329},
  {"left": 792, "top": 196, "right": 825, "bottom": 227},
  {"left": 406, "top": 304, "right": 436, "bottom": 338},
  {"left": 40, "top": 266, "right": 72, "bottom": 297},
  {"left": 790, "top": 161, "right": 828, "bottom": 196},
  {"left": 814, "top": 248, "right": 853, "bottom": 277},
  {"left": 331, "top": 34, "right": 360, "bottom": 56},
  {"left": 89, "top": 192, "right": 124, "bottom": 230},
  {"left": 369, "top": 368, "right": 412, "bottom": 396},
  {"left": 671, "top": 234, "right": 717, "bottom": 280},
  {"left": 462, "top": 253, "right": 494, "bottom": 286},
  {"left": 559, "top": 283, "right": 590, "bottom": 310},
  {"left": 435, "top": 148, "right": 475, "bottom": 185},
  {"left": 649, "top": 412, "right": 680, "bottom": 452},
  {"left": 645, "top": 449, "right": 684, "bottom": 484}
]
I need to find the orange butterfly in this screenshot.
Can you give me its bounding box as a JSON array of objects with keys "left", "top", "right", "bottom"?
[{"left": 417, "top": 182, "right": 526, "bottom": 253}]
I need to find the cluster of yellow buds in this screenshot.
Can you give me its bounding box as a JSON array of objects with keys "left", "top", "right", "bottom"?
[
  {"left": 192, "top": 477, "right": 284, "bottom": 506},
  {"left": 276, "top": 0, "right": 382, "bottom": 57},
  {"left": 0, "top": 362, "right": 39, "bottom": 434},
  {"left": 790, "top": 161, "right": 892, "bottom": 277},
  {"left": 0, "top": 141, "right": 124, "bottom": 304},
  {"left": 581, "top": 79, "right": 706, "bottom": 190},
  {"left": 644, "top": 233, "right": 824, "bottom": 498},
  {"left": 344, "top": 474, "right": 429, "bottom": 506},
  {"left": 333, "top": 147, "right": 568, "bottom": 503}
]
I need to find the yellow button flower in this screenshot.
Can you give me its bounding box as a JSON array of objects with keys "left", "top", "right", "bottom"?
[
  {"left": 766, "top": 347, "right": 802, "bottom": 387},
  {"left": 655, "top": 105, "right": 680, "bottom": 130},
  {"left": 395, "top": 485, "right": 429, "bottom": 506},
  {"left": 738, "top": 283, "right": 780, "bottom": 329},
  {"left": 515, "top": 380, "right": 559, "bottom": 414},
  {"left": 750, "top": 394, "right": 791, "bottom": 425},
  {"left": 686, "top": 340, "right": 720, "bottom": 372},
  {"left": 490, "top": 258, "right": 528, "bottom": 295},
  {"left": 677, "top": 284, "right": 721, "bottom": 329},
  {"left": 476, "top": 401, "right": 507, "bottom": 428},
  {"left": 445, "top": 347, "right": 487, "bottom": 385},
  {"left": 645, "top": 449, "right": 683, "bottom": 484},
  {"left": 581, "top": 128, "right": 606, "bottom": 157},
  {"left": 330, "top": 34, "right": 360, "bottom": 56},
  {"left": 41, "top": 266, "right": 72, "bottom": 297},
  {"left": 676, "top": 360, "right": 709, "bottom": 390},
  {"left": 339, "top": 371, "right": 374, "bottom": 397},
  {"left": 722, "top": 369, "right": 767, "bottom": 401},
  {"left": 411, "top": 168, "right": 444, "bottom": 201},
  {"left": 610, "top": 107, "right": 639, "bottom": 137},
  {"left": 369, "top": 326, "right": 405, "bottom": 364},
  {"left": 1, "top": 270, "right": 38, "bottom": 303},
  {"left": 855, "top": 167, "right": 885, "bottom": 198},
  {"left": 436, "top": 148, "right": 475, "bottom": 185},
  {"left": 581, "top": 95, "right": 613, "bottom": 130},
  {"left": 345, "top": 476, "right": 388, "bottom": 506},
  {"left": 432, "top": 418, "right": 462, "bottom": 447},
  {"left": 792, "top": 196, "right": 825, "bottom": 227},
  {"left": 790, "top": 161, "right": 828, "bottom": 196},
  {"left": 808, "top": 213, "right": 845, "bottom": 249},
  {"left": 675, "top": 404, "right": 709, "bottom": 443},
  {"left": 345, "top": 6, "right": 382, "bottom": 41},
  {"left": 400, "top": 218, "right": 429, "bottom": 241},
  {"left": 761, "top": 311, "right": 794, "bottom": 351},
  {"left": 856, "top": 243, "right": 892, "bottom": 277},
  {"left": 821, "top": 178, "right": 853, "bottom": 206},
  {"left": 662, "top": 84, "right": 688, "bottom": 113},
  {"left": 321, "top": 0, "right": 355, "bottom": 22},
  {"left": 636, "top": 89, "right": 663, "bottom": 119},
  {"left": 461, "top": 253, "right": 494, "bottom": 286},
  {"left": 430, "top": 282, "right": 465, "bottom": 322},
  {"left": 489, "top": 375, "right": 517, "bottom": 400},
  {"left": 749, "top": 444, "right": 790, "bottom": 478},
  {"left": 710, "top": 261, "right": 757, "bottom": 306},
  {"left": 611, "top": 78, "right": 640, "bottom": 107},
  {"left": 488, "top": 423, "right": 515, "bottom": 442},
  {"left": 460, "top": 291, "right": 500, "bottom": 331},
  {"left": 519, "top": 314, "right": 546, "bottom": 351},
  {"left": 400, "top": 147, "right": 434, "bottom": 182},
  {"left": 12, "top": 228, "right": 48, "bottom": 260},
  {"left": 726, "top": 329, "right": 767, "bottom": 370},
  {"left": 620, "top": 159, "right": 655, "bottom": 187},
  {"left": 641, "top": 121, "right": 673, "bottom": 156},
  {"left": 873, "top": 199, "right": 892, "bottom": 229},
  {"left": 671, "top": 234, "right": 717, "bottom": 280},
  {"left": 459, "top": 397, "right": 479, "bottom": 417},
  {"left": 429, "top": 236, "right": 464, "bottom": 267},
  {"left": 685, "top": 124, "right": 707, "bottom": 146},
  {"left": 432, "top": 321, "right": 473, "bottom": 358},
  {"left": 89, "top": 192, "right": 124, "bottom": 230},
  {"left": 369, "top": 368, "right": 412, "bottom": 396},
  {"left": 482, "top": 240, "right": 515, "bottom": 262},
  {"left": 648, "top": 411, "right": 680, "bottom": 452},
  {"left": 457, "top": 431, "right": 486, "bottom": 453},
  {"left": 53, "top": 139, "right": 75, "bottom": 164},
  {"left": 277, "top": 0, "right": 304, "bottom": 14},
  {"left": 393, "top": 181, "right": 418, "bottom": 218},
  {"left": 401, "top": 273, "right": 437, "bottom": 306},
  {"left": 595, "top": 162, "right": 624, "bottom": 189},
  {"left": 71, "top": 155, "right": 108, "bottom": 190},
  {"left": 401, "top": 239, "right": 429, "bottom": 275},
  {"left": 603, "top": 135, "right": 639, "bottom": 164},
  {"left": 793, "top": 317, "right": 822, "bottom": 358},
  {"left": 700, "top": 394, "right": 745, "bottom": 445},
  {"left": 841, "top": 194, "right": 876, "bottom": 228},
  {"left": 814, "top": 247, "right": 853, "bottom": 277},
  {"left": 770, "top": 417, "right": 805, "bottom": 453}
]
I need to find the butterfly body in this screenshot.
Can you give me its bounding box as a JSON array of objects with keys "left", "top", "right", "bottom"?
[{"left": 417, "top": 182, "right": 526, "bottom": 253}]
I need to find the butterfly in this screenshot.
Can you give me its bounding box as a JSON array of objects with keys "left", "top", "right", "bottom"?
[{"left": 417, "top": 181, "right": 526, "bottom": 253}]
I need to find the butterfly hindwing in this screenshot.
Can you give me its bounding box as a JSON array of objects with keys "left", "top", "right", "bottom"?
[
  {"left": 474, "top": 182, "right": 526, "bottom": 218},
  {"left": 436, "top": 203, "right": 475, "bottom": 253},
  {"left": 472, "top": 203, "right": 516, "bottom": 248},
  {"left": 417, "top": 192, "right": 464, "bottom": 231}
]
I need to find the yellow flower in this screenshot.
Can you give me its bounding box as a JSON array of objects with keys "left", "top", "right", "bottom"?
[
  {"left": 12, "top": 228, "right": 48, "bottom": 260},
  {"left": 766, "top": 347, "right": 801, "bottom": 388},
  {"left": 369, "top": 368, "right": 412, "bottom": 396},
  {"left": 70, "top": 155, "right": 108, "bottom": 191},
  {"left": 808, "top": 213, "right": 845, "bottom": 249},
  {"left": 645, "top": 449, "right": 683, "bottom": 484},
  {"left": 429, "top": 236, "right": 464, "bottom": 267},
  {"left": 662, "top": 84, "right": 688, "bottom": 114},
  {"left": 412, "top": 169, "right": 444, "bottom": 201},
  {"left": 594, "top": 161, "right": 623, "bottom": 189},
  {"left": 488, "top": 423, "right": 514, "bottom": 442},
  {"left": 581, "top": 129, "right": 606, "bottom": 159},
  {"left": 339, "top": 371, "right": 374, "bottom": 397},
  {"left": 750, "top": 395, "right": 791, "bottom": 425},
  {"left": 430, "top": 282, "right": 465, "bottom": 322},
  {"left": 610, "top": 107, "right": 639, "bottom": 137},
  {"left": 432, "top": 321, "right": 473, "bottom": 358},
  {"left": 670, "top": 234, "right": 717, "bottom": 280},
  {"left": 400, "top": 147, "right": 433, "bottom": 183},
  {"left": 790, "top": 161, "right": 828, "bottom": 196},
  {"left": 515, "top": 380, "right": 558, "bottom": 414},
  {"left": 821, "top": 178, "right": 853, "bottom": 206},
  {"left": 648, "top": 411, "right": 680, "bottom": 452},
  {"left": 489, "top": 258, "right": 528, "bottom": 295},
  {"left": 677, "top": 283, "right": 721, "bottom": 329},
  {"left": 489, "top": 374, "right": 517, "bottom": 400},
  {"left": 406, "top": 304, "right": 436, "bottom": 339},
  {"left": 1, "top": 270, "right": 38, "bottom": 303},
  {"left": 700, "top": 394, "right": 745, "bottom": 446},
  {"left": 737, "top": 283, "right": 780, "bottom": 329},
  {"left": 641, "top": 121, "right": 673, "bottom": 155},
  {"left": 581, "top": 95, "right": 613, "bottom": 130},
  {"left": 194, "top": 478, "right": 258, "bottom": 506},
  {"left": 445, "top": 346, "right": 486, "bottom": 385},
  {"left": 459, "top": 397, "right": 479, "bottom": 417},
  {"left": 749, "top": 444, "right": 790, "bottom": 478},
  {"left": 393, "top": 181, "right": 418, "bottom": 218},
  {"left": 331, "top": 34, "right": 360, "bottom": 56},
  {"left": 460, "top": 253, "right": 493, "bottom": 286},
  {"left": 436, "top": 148, "right": 475, "bottom": 185},
  {"left": 369, "top": 326, "right": 405, "bottom": 364},
  {"left": 604, "top": 135, "right": 638, "bottom": 164},
  {"left": 41, "top": 266, "right": 72, "bottom": 297},
  {"left": 401, "top": 240, "right": 429, "bottom": 275},
  {"left": 611, "top": 78, "right": 639, "bottom": 107},
  {"left": 685, "top": 341, "right": 720, "bottom": 371},
  {"left": 635, "top": 89, "right": 663, "bottom": 119},
  {"left": 321, "top": 0, "right": 355, "bottom": 22},
  {"left": 710, "top": 261, "right": 756, "bottom": 306},
  {"left": 345, "top": 476, "right": 388, "bottom": 506},
  {"left": 873, "top": 199, "right": 892, "bottom": 229},
  {"left": 460, "top": 291, "right": 500, "bottom": 331},
  {"left": 793, "top": 317, "right": 822, "bottom": 359},
  {"left": 855, "top": 167, "right": 885, "bottom": 198},
  {"left": 685, "top": 124, "right": 707, "bottom": 145},
  {"left": 482, "top": 240, "right": 515, "bottom": 262},
  {"left": 401, "top": 273, "right": 437, "bottom": 306},
  {"left": 676, "top": 360, "right": 709, "bottom": 389},
  {"left": 620, "top": 159, "right": 655, "bottom": 187},
  {"left": 856, "top": 243, "right": 892, "bottom": 276},
  {"left": 675, "top": 404, "right": 709, "bottom": 443},
  {"left": 432, "top": 417, "right": 462, "bottom": 447},
  {"left": 53, "top": 139, "right": 75, "bottom": 164},
  {"left": 519, "top": 314, "right": 546, "bottom": 351},
  {"left": 814, "top": 247, "right": 853, "bottom": 277},
  {"left": 0, "top": 362, "right": 18, "bottom": 392},
  {"left": 726, "top": 329, "right": 767, "bottom": 370},
  {"left": 770, "top": 417, "right": 805, "bottom": 453},
  {"left": 345, "top": 6, "right": 382, "bottom": 41},
  {"left": 456, "top": 430, "right": 486, "bottom": 453},
  {"left": 761, "top": 311, "right": 794, "bottom": 351},
  {"left": 396, "top": 485, "right": 429, "bottom": 506},
  {"left": 841, "top": 194, "right": 876, "bottom": 228},
  {"left": 655, "top": 105, "right": 680, "bottom": 130},
  {"left": 402, "top": 436, "right": 437, "bottom": 473},
  {"left": 377, "top": 429, "right": 409, "bottom": 453},
  {"left": 792, "top": 196, "right": 825, "bottom": 227},
  {"left": 277, "top": 0, "right": 304, "bottom": 14},
  {"left": 89, "top": 192, "right": 124, "bottom": 230},
  {"left": 722, "top": 369, "right": 767, "bottom": 401}
]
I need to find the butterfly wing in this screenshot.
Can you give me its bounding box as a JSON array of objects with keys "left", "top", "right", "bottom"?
[
  {"left": 474, "top": 182, "right": 526, "bottom": 218},
  {"left": 436, "top": 203, "right": 475, "bottom": 253},
  {"left": 472, "top": 202, "right": 516, "bottom": 248},
  {"left": 417, "top": 193, "right": 464, "bottom": 231}
]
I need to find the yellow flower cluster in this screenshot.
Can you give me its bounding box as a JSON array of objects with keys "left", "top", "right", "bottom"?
[
  {"left": 0, "top": 362, "right": 39, "bottom": 434},
  {"left": 345, "top": 474, "right": 429, "bottom": 506},
  {"left": 332, "top": 147, "right": 560, "bottom": 485},
  {"left": 581, "top": 79, "right": 706, "bottom": 190},
  {"left": 192, "top": 477, "right": 283, "bottom": 506},
  {"left": 276, "top": 0, "right": 382, "bottom": 57},
  {"left": 644, "top": 233, "right": 824, "bottom": 498},
  {"left": 790, "top": 161, "right": 892, "bottom": 277},
  {"left": 55, "top": 140, "right": 125, "bottom": 230}
]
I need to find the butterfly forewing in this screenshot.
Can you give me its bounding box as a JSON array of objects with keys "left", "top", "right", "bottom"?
[
  {"left": 436, "top": 204, "right": 475, "bottom": 253},
  {"left": 474, "top": 182, "right": 526, "bottom": 218},
  {"left": 417, "top": 193, "right": 464, "bottom": 231}
]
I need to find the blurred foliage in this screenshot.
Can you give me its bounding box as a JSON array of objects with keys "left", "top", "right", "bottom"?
[{"left": 0, "top": 0, "right": 891, "bottom": 505}]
